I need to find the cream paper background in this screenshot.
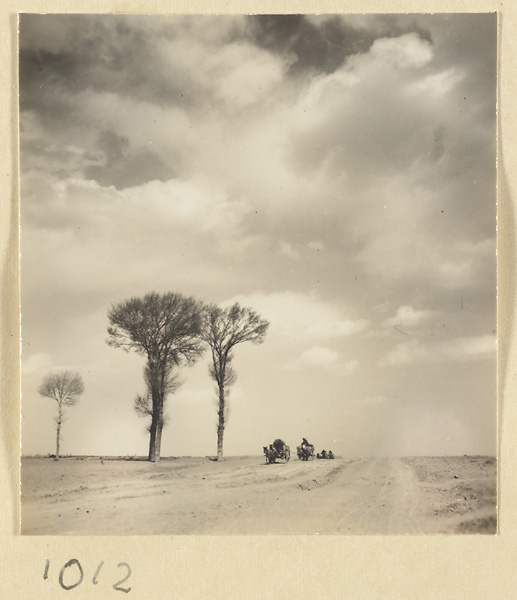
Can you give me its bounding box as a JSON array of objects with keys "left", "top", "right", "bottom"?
[{"left": 0, "top": 1, "right": 513, "bottom": 598}]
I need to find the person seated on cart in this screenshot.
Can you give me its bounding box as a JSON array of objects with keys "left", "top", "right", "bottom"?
[
  {"left": 301, "top": 438, "right": 311, "bottom": 449},
  {"left": 328, "top": 450, "right": 334, "bottom": 459},
  {"left": 320, "top": 449, "right": 327, "bottom": 459}
]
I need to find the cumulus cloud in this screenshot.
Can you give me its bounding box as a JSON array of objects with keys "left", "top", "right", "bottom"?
[
  {"left": 436, "top": 239, "right": 496, "bottom": 289},
  {"left": 445, "top": 335, "right": 497, "bottom": 361},
  {"left": 195, "top": 42, "right": 286, "bottom": 109},
  {"left": 351, "top": 182, "right": 496, "bottom": 293},
  {"left": 278, "top": 240, "right": 300, "bottom": 259},
  {"left": 295, "top": 345, "right": 339, "bottom": 367},
  {"left": 21, "top": 352, "right": 53, "bottom": 376},
  {"left": 379, "top": 339, "right": 428, "bottom": 366},
  {"left": 384, "top": 305, "right": 438, "bottom": 333},
  {"left": 226, "top": 291, "right": 369, "bottom": 342},
  {"left": 288, "top": 33, "right": 437, "bottom": 178},
  {"left": 20, "top": 171, "right": 266, "bottom": 326},
  {"left": 379, "top": 334, "right": 496, "bottom": 366},
  {"left": 23, "top": 170, "right": 253, "bottom": 240},
  {"left": 285, "top": 345, "right": 358, "bottom": 377},
  {"left": 369, "top": 33, "right": 433, "bottom": 68},
  {"left": 308, "top": 319, "right": 369, "bottom": 338},
  {"left": 279, "top": 25, "right": 496, "bottom": 299}
]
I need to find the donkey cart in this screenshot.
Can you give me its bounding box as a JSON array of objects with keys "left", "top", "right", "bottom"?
[
  {"left": 263, "top": 439, "right": 290, "bottom": 464},
  {"left": 297, "top": 444, "right": 315, "bottom": 461}
]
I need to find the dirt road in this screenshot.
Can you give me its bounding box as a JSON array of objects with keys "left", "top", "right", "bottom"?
[{"left": 21, "top": 455, "right": 497, "bottom": 535}]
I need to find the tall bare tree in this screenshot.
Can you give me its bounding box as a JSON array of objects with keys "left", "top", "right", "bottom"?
[
  {"left": 134, "top": 367, "right": 182, "bottom": 433},
  {"left": 38, "top": 371, "right": 85, "bottom": 460},
  {"left": 201, "top": 303, "right": 269, "bottom": 461},
  {"left": 107, "top": 292, "right": 205, "bottom": 462}
]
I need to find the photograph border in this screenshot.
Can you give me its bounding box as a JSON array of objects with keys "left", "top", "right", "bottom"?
[{"left": 1, "top": 0, "right": 514, "bottom": 597}]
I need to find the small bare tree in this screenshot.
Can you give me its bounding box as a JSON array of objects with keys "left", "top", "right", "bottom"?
[
  {"left": 38, "top": 371, "right": 85, "bottom": 460},
  {"left": 201, "top": 303, "right": 269, "bottom": 461}
]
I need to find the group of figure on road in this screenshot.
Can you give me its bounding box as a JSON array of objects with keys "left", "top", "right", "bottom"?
[
  {"left": 317, "top": 449, "right": 334, "bottom": 460},
  {"left": 263, "top": 437, "right": 334, "bottom": 464}
]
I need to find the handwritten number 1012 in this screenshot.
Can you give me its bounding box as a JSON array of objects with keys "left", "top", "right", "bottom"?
[{"left": 44, "top": 559, "right": 131, "bottom": 593}]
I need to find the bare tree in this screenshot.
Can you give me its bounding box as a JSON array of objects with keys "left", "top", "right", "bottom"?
[
  {"left": 38, "top": 371, "right": 85, "bottom": 460},
  {"left": 107, "top": 292, "right": 205, "bottom": 462},
  {"left": 201, "top": 303, "right": 269, "bottom": 461},
  {"left": 134, "top": 367, "right": 182, "bottom": 433}
]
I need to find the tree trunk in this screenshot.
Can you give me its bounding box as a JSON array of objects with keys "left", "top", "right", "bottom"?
[
  {"left": 55, "top": 407, "right": 62, "bottom": 461},
  {"left": 149, "top": 394, "right": 164, "bottom": 463},
  {"left": 148, "top": 414, "right": 157, "bottom": 462},
  {"left": 154, "top": 420, "right": 163, "bottom": 463},
  {"left": 148, "top": 363, "right": 163, "bottom": 462},
  {"left": 217, "top": 383, "right": 225, "bottom": 461},
  {"left": 216, "top": 424, "right": 224, "bottom": 461}
]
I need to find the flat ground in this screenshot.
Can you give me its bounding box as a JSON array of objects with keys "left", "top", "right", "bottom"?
[{"left": 21, "top": 455, "right": 497, "bottom": 535}]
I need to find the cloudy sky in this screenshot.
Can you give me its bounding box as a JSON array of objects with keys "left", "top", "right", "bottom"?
[{"left": 19, "top": 13, "right": 497, "bottom": 458}]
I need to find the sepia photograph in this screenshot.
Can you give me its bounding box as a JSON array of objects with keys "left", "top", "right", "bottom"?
[{"left": 19, "top": 13, "right": 497, "bottom": 536}]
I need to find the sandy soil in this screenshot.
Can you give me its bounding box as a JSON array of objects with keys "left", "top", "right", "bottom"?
[{"left": 21, "top": 455, "right": 497, "bottom": 535}]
